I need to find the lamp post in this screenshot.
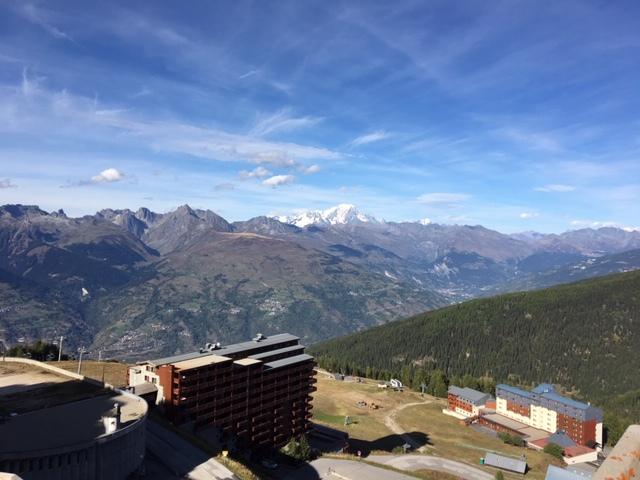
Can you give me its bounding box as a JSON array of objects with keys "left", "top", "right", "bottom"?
[
  {"left": 56, "top": 335, "right": 65, "bottom": 362},
  {"left": 77, "top": 346, "right": 87, "bottom": 375}
]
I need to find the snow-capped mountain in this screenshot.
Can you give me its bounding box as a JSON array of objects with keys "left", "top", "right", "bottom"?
[{"left": 276, "top": 204, "right": 379, "bottom": 227}]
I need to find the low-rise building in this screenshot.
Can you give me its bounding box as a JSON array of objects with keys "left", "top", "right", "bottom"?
[{"left": 445, "top": 386, "right": 492, "bottom": 418}]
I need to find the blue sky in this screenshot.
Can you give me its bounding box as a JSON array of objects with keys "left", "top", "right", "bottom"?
[{"left": 0, "top": 0, "right": 639, "bottom": 232}]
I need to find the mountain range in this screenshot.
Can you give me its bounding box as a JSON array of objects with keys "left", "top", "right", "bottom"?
[{"left": 1, "top": 203, "right": 639, "bottom": 359}]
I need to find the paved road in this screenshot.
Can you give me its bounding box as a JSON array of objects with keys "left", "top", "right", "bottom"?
[
  {"left": 369, "top": 454, "right": 493, "bottom": 480},
  {"left": 282, "top": 457, "right": 417, "bottom": 480},
  {"left": 146, "top": 420, "right": 237, "bottom": 480},
  {"left": 382, "top": 400, "right": 433, "bottom": 452}
]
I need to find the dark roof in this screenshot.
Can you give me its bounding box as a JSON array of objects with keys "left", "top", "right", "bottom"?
[
  {"left": 264, "top": 354, "right": 313, "bottom": 370},
  {"left": 448, "top": 386, "right": 492, "bottom": 405},
  {"left": 146, "top": 333, "right": 300, "bottom": 366},
  {"left": 249, "top": 344, "right": 305, "bottom": 360},
  {"left": 484, "top": 452, "right": 527, "bottom": 474},
  {"left": 548, "top": 431, "right": 577, "bottom": 448},
  {"left": 496, "top": 383, "right": 603, "bottom": 421}
]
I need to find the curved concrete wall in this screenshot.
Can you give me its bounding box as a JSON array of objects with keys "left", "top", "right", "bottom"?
[{"left": 0, "top": 359, "right": 147, "bottom": 480}]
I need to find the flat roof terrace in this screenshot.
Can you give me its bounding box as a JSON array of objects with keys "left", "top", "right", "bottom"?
[
  {"left": 0, "top": 362, "right": 105, "bottom": 416},
  {"left": 481, "top": 413, "right": 551, "bottom": 442},
  {"left": 172, "top": 354, "right": 231, "bottom": 371},
  {"left": 0, "top": 392, "right": 146, "bottom": 454},
  {"left": 148, "top": 333, "right": 300, "bottom": 367}
]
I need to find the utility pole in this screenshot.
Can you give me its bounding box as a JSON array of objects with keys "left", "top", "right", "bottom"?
[
  {"left": 57, "top": 336, "right": 65, "bottom": 362},
  {"left": 77, "top": 346, "right": 87, "bottom": 375}
]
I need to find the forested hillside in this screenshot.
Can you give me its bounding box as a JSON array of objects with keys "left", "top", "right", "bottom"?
[{"left": 310, "top": 270, "right": 640, "bottom": 444}]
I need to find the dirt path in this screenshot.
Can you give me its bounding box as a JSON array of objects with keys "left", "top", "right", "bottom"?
[{"left": 383, "top": 400, "right": 432, "bottom": 452}]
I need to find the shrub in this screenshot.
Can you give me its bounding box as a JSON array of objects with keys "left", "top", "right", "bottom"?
[{"left": 543, "top": 442, "right": 565, "bottom": 459}]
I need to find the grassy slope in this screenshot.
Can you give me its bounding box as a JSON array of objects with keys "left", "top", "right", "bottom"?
[{"left": 312, "top": 373, "right": 558, "bottom": 480}]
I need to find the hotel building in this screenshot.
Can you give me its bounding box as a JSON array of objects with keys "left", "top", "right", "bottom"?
[
  {"left": 495, "top": 383, "right": 603, "bottom": 448},
  {"left": 129, "top": 333, "right": 316, "bottom": 449},
  {"left": 446, "top": 386, "right": 492, "bottom": 418}
]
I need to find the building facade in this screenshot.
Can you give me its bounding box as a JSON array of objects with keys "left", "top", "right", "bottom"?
[
  {"left": 446, "top": 386, "right": 492, "bottom": 418},
  {"left": 129, "top": 333, "right": 316, "bottom": 449},
  {"left": 495, "top": 383, "right": 603, "bottom": 448}
]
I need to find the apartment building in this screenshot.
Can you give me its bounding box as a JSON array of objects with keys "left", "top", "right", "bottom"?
[
  {"left": 446, "top": 386, "right": 492, "bottom": 418},
  {"left": 129, "top": 333, "right": 316, "bottom": 449},
  {"left": 495, "top": 383, "right": 603, "bottom": 448}
]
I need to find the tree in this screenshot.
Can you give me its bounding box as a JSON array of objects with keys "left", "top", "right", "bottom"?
[
  {"left": 298, "top": 434, "right": 311, "bottom": 461},
  {"left": 462, "top": 374, "right": 479, "bottom": 390},
  {"left": 427, "top": 370, "right": 448, "bottom": 397},
  {"left": 282, "top": 435, "right": 312, "bottom": 462},
  {"left": 543, "top": 442, "right": 564, "bottom": 459},
  {"left": 495, "top": 471, "right": 505, "bottom": 480}
]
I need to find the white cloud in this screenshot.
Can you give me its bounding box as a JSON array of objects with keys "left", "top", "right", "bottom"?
[
  {"left": 250, "top": 109, "right": 322, "bottom": 137},
  {"left": 519, "top": 212, "right": 539, "bottom": 219},
  {"left": 497, "top": 127, "right": 562, "bottom": 152},
  {"left": 416, "top": 192, "right": 471, "bottom": 208},
  {"left": 91, "top": 168, "right": 125, "bottom": 183},
  {"left": 535, "top": 184, "right": 575, "bottom": 192},
  {"left": 0, "top": 78, "right": 341, "bottom": 169},
  {"left": 239, "top": 166, "right": 272, "bottom": 179},
  {"left": 214, "top": 182, "right": 235, "bottom": 191},
  {"left": 263, "top": 175, "right": 295, "bottom": 188},
  {"left": 20, "top": 4, "right": 73, "bottom": 41},
  {"left": 239, "top": 70, "right": 259, "bottom": 79},
  {"left": 350, "top": 130, "right": 389, "bottom": 147},
  {"left": 302, "top": 164, "right": 321, "bottom": 174},
  {"left": 0, "top": 179, "right": 17, "bottom": 189}
]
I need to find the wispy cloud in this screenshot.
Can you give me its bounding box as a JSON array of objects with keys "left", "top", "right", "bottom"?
[
  {"left": 416, "top": 192, "right": 471, "bottom": 208},
  {"left": 301, "top": 164, "right": 320, "bottom": 174},
  {"left": 214, "top": 182, "right": 235, "bottom": 191},
  {"left": 239, "top": 70, "right": 259, "bottom": 79},
  {"left": 535, "top": 184, "right": 576, "bottom": 192},
  {"left": 239, "top": 166, "right": 271, "bottom": 179},
  {"left": 519, "top": 212, "right": 539, "bottom": 219},
  {"left": 250, "top": 109, "right": 322, "bottom": 137},
  {"left": 496, "top": 127, "right": 562, "bottom": 152},
  {"left": 350, "top": 130, "right": 389, "bottom": 147},
  {"left": 0, "top": 179, "right": 17, "bottom": 189},
  {"left": 263, "top": 175, "right": 295, "bottom": 188},
  {"left": 20, "top": 3, "right": 74, "bottom": 42},
  {"left": 0, "top": 77, "right": 341, "bottom": 169}
]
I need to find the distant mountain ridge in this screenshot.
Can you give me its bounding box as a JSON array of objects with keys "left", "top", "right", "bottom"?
[{"left": 1, "top": 202, "right": 639, "bottom": 360}]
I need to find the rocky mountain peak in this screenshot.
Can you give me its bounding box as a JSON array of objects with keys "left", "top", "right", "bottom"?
[
  {"left": 0, "top": 204, "right": 48, "bottom": 219},
  {"left": 276, "top": 204, "right": 380, "bottom": 227}
]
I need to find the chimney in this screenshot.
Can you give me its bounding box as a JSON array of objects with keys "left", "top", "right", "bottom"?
[{"left": 114, "top": 402, "right": 121, "bottom": 428}]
